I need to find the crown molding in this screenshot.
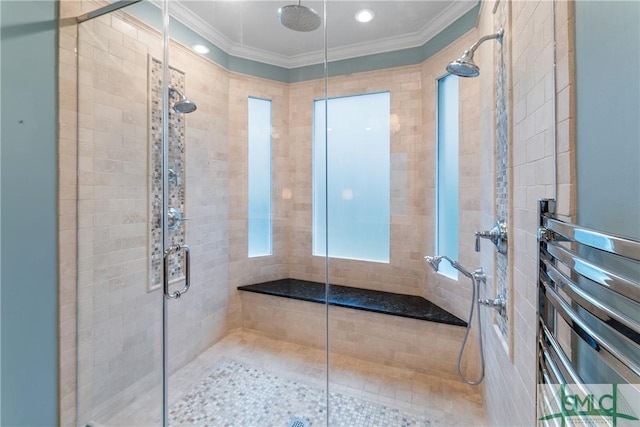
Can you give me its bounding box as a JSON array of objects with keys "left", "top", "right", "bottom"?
[
  {"left": 165, "top": 1, "right": 237, "bottom": 53},
  {"left": 166, "top": 0, "right": 478, "bottom": 69},
  {"left": 231, "top": 44, "right": 311, "bottom": 69},
  {"left": 416, "top": 1, "right": 478, "bottom": 47}
]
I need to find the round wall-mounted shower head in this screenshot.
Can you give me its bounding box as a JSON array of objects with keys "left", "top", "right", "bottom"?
[
  {"left": 169, "top": 86, "right": 197, "bottom": 114},
  {"left": 446, "top": 50, "right": 480, "bottom": 78},
  {"left": 172, "top": 98, "right": 197, "bottom": 114},
  {"left": 278, "top": 3, "right": 321, "bottom": 32},
  {"left": 445, "top": 29, "right": 504, "bottom": 78}
]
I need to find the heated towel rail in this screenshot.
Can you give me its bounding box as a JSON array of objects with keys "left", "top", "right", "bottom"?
[{"left": 537, "top": 199, "right": 640, "bottom": 421}]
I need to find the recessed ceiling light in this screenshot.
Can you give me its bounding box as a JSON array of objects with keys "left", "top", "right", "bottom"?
[
  {"left": 192, "top": 44, "right": 210, "bottom": 54},
  {"left": 355, "top": 9, "right": 374, "bottom": 23}
]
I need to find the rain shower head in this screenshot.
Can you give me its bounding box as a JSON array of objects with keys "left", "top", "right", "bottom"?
[
  {"left": 278, "top": 1, "right": 321, "bottom": 32},
  {"left": 169, "top": 86, "right": 197, "bottom": 114},
  {"left": 446, "top": 28, "right": 504, "bottom": 78}
]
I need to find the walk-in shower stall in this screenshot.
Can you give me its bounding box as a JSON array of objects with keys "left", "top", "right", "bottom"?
[{"left": 72, "top": 0, "right": 490, "bottom": 425}]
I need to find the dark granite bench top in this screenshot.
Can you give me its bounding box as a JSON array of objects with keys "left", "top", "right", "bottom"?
[{"left": 238, "top": 278, "right": 467, "bottom": 327}]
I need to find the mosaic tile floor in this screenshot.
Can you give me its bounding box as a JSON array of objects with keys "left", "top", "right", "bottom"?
[
  {"left": 169, "top": 359, "right": 431, "bottom": 427},
  {"left": 102, "top": 330, "right": 486, "bottom": 426}
]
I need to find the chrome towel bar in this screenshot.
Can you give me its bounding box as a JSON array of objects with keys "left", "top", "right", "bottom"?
[
  {"left": 537, "top": 199, "right": 640, "bottom": 406},
  {"left": 541, "top": 216, "right": 640, "bottom": 260}
]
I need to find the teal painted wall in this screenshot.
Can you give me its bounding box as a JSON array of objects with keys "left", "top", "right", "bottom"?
[
  {"left": 575, "top": 0, "right": 640, "bottom": 239},
  {"left": 574, "top": 0, "right": 640, "bottom": 385},
  {"left": 0, "top": 1, "right": 59, "bottom": 425}
]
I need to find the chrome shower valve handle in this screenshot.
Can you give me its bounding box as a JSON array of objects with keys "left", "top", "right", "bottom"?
[
  {"left": 479, "top": 294, "right": 507, "bottom": 316},
  {"left": 475, "top": 218, "right": 508, "bottom": 254},
  {"left": 167, "top": 207, "right": 189, "bottom": 230}
]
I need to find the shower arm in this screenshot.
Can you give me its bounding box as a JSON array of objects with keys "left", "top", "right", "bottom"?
[
  {"left": 467, "top": 28, "right": 504, "bottom": 53},
  {"left": 169, "top": 86, "right": 186, "bottom": 101}
]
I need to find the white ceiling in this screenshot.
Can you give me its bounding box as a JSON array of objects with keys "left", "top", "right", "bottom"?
[{"left": 169, "top": 1, "right": 479, "bottom": 68}]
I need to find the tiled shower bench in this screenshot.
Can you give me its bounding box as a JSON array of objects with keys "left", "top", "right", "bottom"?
[
  {"left": 238, "top": 278, "right": 476, "bottom": 379},
  {"left": 238, "top": 278, "right": 466, "bottom": 326}
]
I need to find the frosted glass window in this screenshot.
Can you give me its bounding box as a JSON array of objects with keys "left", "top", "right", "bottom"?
[
  {"left": 248, "top": 97, "right": 272, "bottom": 257},
  {"left": 436, "top": 74, "right": 459, "bottom": 279},
  {"left": 313, "top": 92, "right": 390, "bottom": 263}
]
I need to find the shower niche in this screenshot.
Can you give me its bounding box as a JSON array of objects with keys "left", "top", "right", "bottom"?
[{"left": 148, "top": 56, "right": 187, "bottom": 291}]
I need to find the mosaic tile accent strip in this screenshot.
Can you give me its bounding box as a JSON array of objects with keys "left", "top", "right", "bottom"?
[
  {"left": 495, "top": 8, "right": 509, "bottom": 340},
  {"left": 169, "top": 359, "right": 431, "bottom": 427},
  {"left": 149, "top": 57, "right": 187, "bottom": 290}
]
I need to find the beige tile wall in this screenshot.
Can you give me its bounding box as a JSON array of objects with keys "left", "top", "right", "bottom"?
[
  {"left": 285, "top": 61, "right": 483, "bottom": 319},
  {"left": 239, "top": 43, "right": 486, "bottom": 383},
  {"left": 420, "top": 31, "right": 483, "bottom": 322},
  {"left": 227, "top": 72, "right": 291, "bottom": 328},
  {"left": 75, "top": 12, "right": 162, "bottom": 421},
  {"left": 229, "top": 61, "right": 482, "bottom": 311},
  {"left": 241, "top": 292, "right": 470, "bottom": 381},
  {"left": 165, "top": 32, "right": 231, "bottom": 369},
  {"left": 285, "top": 78, "right": 327, "bottom": 281},
  {"left": 477, "top": 1, "right": 576, "bottom": 425},
  {"left": 286, "top": 70, "right": 419, "bottom": 292}
]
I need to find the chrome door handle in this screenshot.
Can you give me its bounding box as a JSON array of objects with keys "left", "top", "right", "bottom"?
[{"left": 163, "top": 244, "right": 191, "bottom": 299}]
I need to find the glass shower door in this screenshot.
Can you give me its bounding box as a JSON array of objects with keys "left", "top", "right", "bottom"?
[
  {"left": 77, "top": 0, "right": 333, "bottom": 424},
  {"left": 76, "top": 2, "right": 167, "bottom": 425},
  {"left": 163, "top": 1, "right": 330, "bottom": 425}
]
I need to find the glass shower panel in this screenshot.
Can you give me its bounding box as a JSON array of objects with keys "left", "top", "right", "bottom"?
[
  {"left": 324, "top": 1, "right": 486, "bottom": 426},
  {"left": 76, "top": 2, "right": 165, "bottom": 425},
  {"left": 165, "top": 1, "right": 329, "bottom": 425}
]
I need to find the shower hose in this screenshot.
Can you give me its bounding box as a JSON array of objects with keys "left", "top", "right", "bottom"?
[{"left": 457, "top": 274, "right": 485, "bottom": 385}]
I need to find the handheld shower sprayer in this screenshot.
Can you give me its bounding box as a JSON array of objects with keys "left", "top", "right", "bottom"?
[
  {"left": 423, "top": 255, "right": 442, "bottom": 273},
  {"left": 424, "top": 255, "right": 486, "bottom": 385},
  {"left": 423, "top": 255, "right": 486, "bottom": 283}
]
